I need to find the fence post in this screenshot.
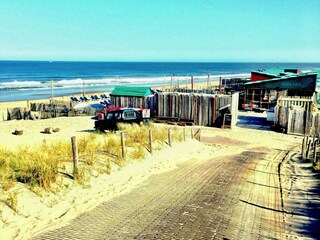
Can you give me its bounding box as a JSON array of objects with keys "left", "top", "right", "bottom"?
[
  {"left": 183, "top": 127, "right": 186, "bottom": 141},
  {"left": 302, "top": 134, "right": 306, "bottom": 158},
  {"left": 149, "top": 129, "right": 153, "bottom": 154},
  {"left": 305, "top": 135, "right": 310, "bottom": 158},
  {"left": 191, "top": 128, "right": 194, "bottom": 139},
  {"left": 306, "top": 138, "right": 312, "bottom": 160},
  {"left": 197, "top": 129, "right": 201, "bottom": 141},
  {"left": 168, "top": 128, "right": 172, "bottom": 147},
  {"left": 121, "top": 132, "right": 125, "bottom": 159},
  {"left": 313, "top": 139, "right": 317, "bottom": 163},
  {"left": 71, "top": 136, "right": 78, "bottom": 176}
]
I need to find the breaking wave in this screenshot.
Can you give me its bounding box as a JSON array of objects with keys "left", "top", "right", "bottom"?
[{"left": 0, "top": 73, "right": 250, "bottom": 91}]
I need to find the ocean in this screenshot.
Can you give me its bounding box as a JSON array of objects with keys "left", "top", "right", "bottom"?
[{"left": 0, "top": 61, "right": 319, "bottom": 102}]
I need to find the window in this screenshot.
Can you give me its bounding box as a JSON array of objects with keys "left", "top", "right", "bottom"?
[
  {"left": 123, "top": 110, "right": 136, "bottom": 120},
  {"left": 106, "top": 113, "right": 113, "bottom": 119},
  {"left": 107, "top": 112, "right": 122, "bottom": 119}
]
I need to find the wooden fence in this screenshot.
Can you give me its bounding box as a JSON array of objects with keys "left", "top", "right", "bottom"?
[
  {"left": 155, "top": 92, "right": 238, "bottom": 127},
  {"left": 7, "top": 107, "right": 35, "bottom": 120},
  {"left": 70, "top": 127, "right": 202, "bottom": 176},
  {"left": 274, "top": 96, "right": 316, "bottom": 135},
  {"left": 301, "top": 134, "right": 319, "bottom": 168},
  {"left": 277, "top": 96, "right": 312, "bottom": 111},
  {"left": 6, "top": 92, "right": 239, "bottom": 129}
]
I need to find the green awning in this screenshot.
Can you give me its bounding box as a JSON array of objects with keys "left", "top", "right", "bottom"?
[{"left": 110, "top": 86, "right": 152, "bottom": 97}]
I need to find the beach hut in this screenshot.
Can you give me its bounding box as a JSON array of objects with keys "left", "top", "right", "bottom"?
[{"left": 110, "top": 86, "right": 155, "bottom": 114}]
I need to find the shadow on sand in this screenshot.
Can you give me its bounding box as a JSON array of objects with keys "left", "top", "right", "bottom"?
[{"left": 283, "top": 154, "right": 320, "bottom": 238}]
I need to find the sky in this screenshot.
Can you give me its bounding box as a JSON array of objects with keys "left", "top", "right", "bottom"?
[{"left": 0, "top": 0, "right": 319, "bottom": 62}]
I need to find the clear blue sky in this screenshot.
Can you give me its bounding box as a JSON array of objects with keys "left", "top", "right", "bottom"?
[{"left": 0, "top": 0, "right": 319, "bottom": 62}]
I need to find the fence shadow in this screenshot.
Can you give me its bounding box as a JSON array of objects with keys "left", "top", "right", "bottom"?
[{"left": 284, "top": 155, "right": 320, "bottom": 238}]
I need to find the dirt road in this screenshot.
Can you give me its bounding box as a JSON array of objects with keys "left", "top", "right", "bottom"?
[{"left": 33, "top": 137, "right": 290, "bottom": 239}]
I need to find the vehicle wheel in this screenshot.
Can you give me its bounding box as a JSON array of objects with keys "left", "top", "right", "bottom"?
[{"left": 96, "top": 127, "right": 104, "bottom": 133}]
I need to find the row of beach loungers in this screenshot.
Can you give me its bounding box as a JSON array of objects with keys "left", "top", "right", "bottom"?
[
  {"left": 70, "top": 94, "right": 110, "bottom": 103},
  {"left": 70, "top": 94, "right": 111, "bottom": 107}
]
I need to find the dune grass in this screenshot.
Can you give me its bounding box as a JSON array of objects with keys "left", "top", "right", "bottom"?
[
  {"left": 0, "top": 147, "right": 59, "bottom": 190},
  {"left": 0, "top": 123, "right": 190, "bottom": 192}
]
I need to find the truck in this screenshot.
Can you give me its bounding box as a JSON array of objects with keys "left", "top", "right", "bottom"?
[{"left": 94, "top": 107, "right": 150, "bottom": 131}]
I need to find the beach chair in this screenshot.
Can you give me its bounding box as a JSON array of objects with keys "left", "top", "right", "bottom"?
[
  {"left": 70, "top": 96, "right": 79, "bottom": 102},
  {"left": 83, "top": 96, "right": 89, "bottom": 101},
  {"left": 91, "top": 95, "right": 96, "bottom": 101},
  {"left": 101, "top": 93, "right": 108, "bottom": 99},
  {"left": 94, "top": 95, "right": 100, "bottom": 100}
]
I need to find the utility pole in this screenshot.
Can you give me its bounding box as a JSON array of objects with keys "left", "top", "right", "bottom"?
[
  {"left": 51, "top": 80, "right": 54, "bottom": 100},
  {"left": 82, "top": 79, "right": 85, "bottom": 97}
]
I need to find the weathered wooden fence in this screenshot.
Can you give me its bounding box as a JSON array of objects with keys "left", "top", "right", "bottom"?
[
  {"left": 155, "top": 92, "right": 238, "bottom": 127},
  {"left": 6, "top": 91, "right": 239, "bottom": 129},
  {"left": 7, "top": 107, "right": 35, "bottom": 120},
  {"left": 30, "top": 103, "right": 70, "bottom": 119},
  {"left": 277, "top": 97, "right": 312, "bottom": 111},
  {"left": 274, "top": 96, "right": 316, "bottom": 135},
  {"left": 301, "top": 134, "right": 320, "bottom": 169}
]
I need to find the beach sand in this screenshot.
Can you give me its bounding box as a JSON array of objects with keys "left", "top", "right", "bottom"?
[
  {"left": 0, "top": 114, "right": 219, "bottom": 239},
  {"left": 0, "top": 80, "right": 220, "bottom": 141},
  {"left": 0, "top": 82, "right": 219, "bottom": 239},
  {"left": 0, "top": 109, "right": 302, "bottom": 240},
  {"left": 0, "top": 80, "right": 222, "bottom": 148},
  {"left": 2, "top": 81, "right": 303, "bottom": 239}
]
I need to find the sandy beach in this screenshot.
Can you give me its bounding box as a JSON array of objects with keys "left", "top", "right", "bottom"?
[
  {"left": 0, "top": 111, "right": 215, "bottom": 239},
  {"left": 1, "top": 0, "right": 319, "bottom": 237},
  {"left": 0, "top": 82, "right": 217, "bottom": 238},
  {"left": 0, "top": 106, "right": 303, "bottom": 240},
  {"left": 0, "top": 83, "right": 315, "bottom": 239}
]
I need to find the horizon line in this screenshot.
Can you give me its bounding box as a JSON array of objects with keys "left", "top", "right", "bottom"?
[{"left": 1, "top": 59, "right": 320, "bottom": 64}]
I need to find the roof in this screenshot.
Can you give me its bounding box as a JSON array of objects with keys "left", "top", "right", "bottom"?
[
  {"left": 252, "top": 67, "right": 286, "bottom": 77},
  {"left": 110, "top": 86, "right": 152, "bottom": 97},
  {"left": 252, "top": 67, "right": 301, "bottom": 78},
  {"left": 245, "top": 72, "right": 318, "bottom": 90}
]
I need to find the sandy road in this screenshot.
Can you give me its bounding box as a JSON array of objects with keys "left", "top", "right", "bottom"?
[{"left": 33, "top": 140, "right": 288, "bottom": 239}]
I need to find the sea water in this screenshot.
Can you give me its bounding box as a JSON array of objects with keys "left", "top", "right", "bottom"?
[{"left": 0, "top": 61, "right": 319, "bottom": 102}]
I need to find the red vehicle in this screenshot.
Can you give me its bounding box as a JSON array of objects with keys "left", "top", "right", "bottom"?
[{"left": 94, "top": 107, "right": 150, "bottom": 131}]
